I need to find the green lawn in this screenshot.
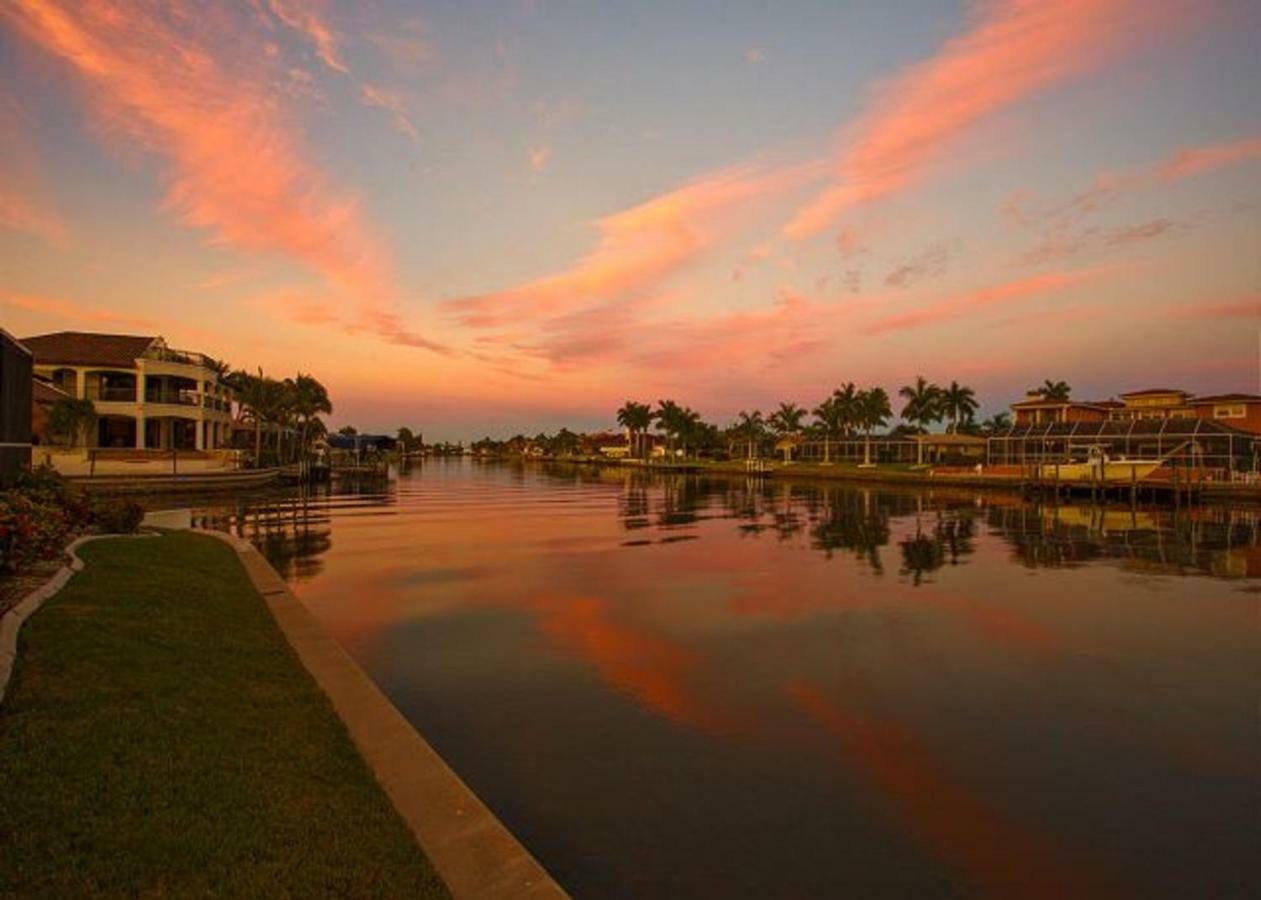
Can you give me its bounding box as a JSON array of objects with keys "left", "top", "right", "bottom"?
[{"left": 0, "top": 531, "right": 450, "bottom": 899}]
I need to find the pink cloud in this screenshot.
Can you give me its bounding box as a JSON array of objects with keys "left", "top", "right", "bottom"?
[
  {"left": 785, "top": 0, "right": 1172, "bottom": 240},
  {"left": 1158, "top": 135, "right": 1261, "bottom": 181},
  {"left": 1015, "top": 133, "right": 1261, "bottom": 234},
  {"left": 264, "top": 0, "right": 348, "bottom": 74},
  {"left": 4, "top": 0, "right": 441, "bottom": 352},
  {"left": 1166, "top": 293, "right": 1259, "bottom": 319},
  {"left": 360, "top": 82, "right": 421, "bottom": 143},
  {"left": 864, "top": 268, "right": 1109, "bottom": 335},
  {"left": 2, "top": 290, "right": 157, "bottom": 329},
  {"left": 443, "top": 160, "right": 824, "bottom": 329}
]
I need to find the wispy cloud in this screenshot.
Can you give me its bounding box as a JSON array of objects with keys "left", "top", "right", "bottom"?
[
  {"left": 444, "top": 160, "right": 824, "bottom": 330},
  {"left": 785, "top": 0, "right": 1171, "bottom": 240},
  {"left": 864, "top": 268, "right": 1108, "bottom": 335},
  {"left": 3, "top": 0, "right": 441, "bottom": 351},
  {"left": 264, "top": 0, "right": 348, "bottom": 74},
  {"left": 1019, "top": 217, "right": 1182, "bottom": 266},
  {"left": 360, "top": 82, "right": 421, "bottom": 143},
  {"left": 2, "top": 290, "right": 157, "bottom": 329},
  {"left": 1157, "top": 135, "right": 1261, "bottom": 181},
  {"left": 1012, "top": 133, "right": 1261, "bottom": 233},
  {"left": 884, "top": 241, "right": 957, "bottom": 289}
]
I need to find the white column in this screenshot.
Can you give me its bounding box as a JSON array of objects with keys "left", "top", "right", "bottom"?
[{"left": 135, "top": 361, "right": 146, "bottom": 448}]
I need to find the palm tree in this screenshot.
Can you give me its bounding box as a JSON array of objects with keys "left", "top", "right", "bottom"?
[
  {"left": 675, "top": 407, "right": 703, "bottom": 457},
  {"left": 654, "top": 399, "right": 685, "bottom": 457},
  {"left": 616, "top": 400, "right": 653, "bottom": 458},
  {"left": 940, "top": 381, "right": 978, "bottom": 433},
  {"left": 769, "top": 402, "right": 806, "bottom": 436},
  {"left": 857, "top": 387, "right": 892, "bottom": 466},
  {"left": 1033, "top": 379, "right": 1071, "bottom": 401},
  {"left": 899, "top": 376, "right": 943, "bottom": 465},
  {"left": 226, "top": 369, "right": 270, "bottom": 465},
  {"left": 832, "top": 383, "right": 859, "bottom": 437},
  {"left": 767, "top": 402, "right": 806, "bottom": 461},
  {"left": 980, "top": 412, "right": 1012, "bottom": 434},
  {"left": 286, "top": 372, "right": 332, "bottom": 462},
  {"left": 812, "top": 395, "right": 842, "bottom": 464},
  {"left": 731, "top": 410, "right": 766, "bottom": 459}
]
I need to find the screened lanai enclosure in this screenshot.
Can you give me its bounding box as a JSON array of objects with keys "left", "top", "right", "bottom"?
[{"left": 984, "top": 419, "right": 1259, "bottom": 477}]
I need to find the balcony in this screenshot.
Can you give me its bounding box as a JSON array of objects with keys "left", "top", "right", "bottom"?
[
  {"left": 90, "top": 385, "right": 139, "bottom": 403},
  {"left": 145, "top": 389, "right": 199, "bottom": 406}
]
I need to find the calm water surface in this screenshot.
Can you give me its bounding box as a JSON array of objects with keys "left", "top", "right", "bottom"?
[{"left": 187, "top": 460, "right": 1259, "bottom": 899}]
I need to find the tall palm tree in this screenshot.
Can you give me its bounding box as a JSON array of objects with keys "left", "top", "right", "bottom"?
[
  {"left": 768, "top": 401, "right": 806, "bottom": 461},
  {"left": 899, "top": 376, "right": 943, "bottom": 465},
  {"left": 812, "top": 395, "right": 842, "bottom": 464},
  {"left": 1034, "top": 379, "right": 1071, "bottom": 401},
  {"left": 941, "top": 381, "right": 978, "bottom": 433},
  {"left": 832, "top": 382, "right": 859, "bottom": 437},
  {"left": 731, "top": 410, "right": 765, "bottom": 459},
  {"left": 654, "top": 399, "right": 685, "bottom": 456},
  {"left": 226, "top": 369, "right": 267, "bottom": 464},
  {"left": 857, "top": 387, "right": 892, "bottom": 466},
  {"left": 616, "top": 400, "right": 653, "bottom": 458},
  {"left": 769, "top": 401, "right": 806, "bottom": 436},
  {"left": 286, "top": 372, "right": 332, "bottom": 462}
]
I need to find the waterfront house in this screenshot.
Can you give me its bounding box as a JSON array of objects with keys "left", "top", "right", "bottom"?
[
  {"left": 1187, "top": 393, "right": 1261, "bottom": 434},
  {"left": 1010, "top": 392, "right": 1120, "bottom": 425},
  {"left": 20, "top": 332, "right": 233, "bottom": 451},
  {"left": 1011, "top": 387, "right": 1261, "bottom": 436},
  {"left": 1111, "top": 388, "right": 1196, "bottom": 421}
]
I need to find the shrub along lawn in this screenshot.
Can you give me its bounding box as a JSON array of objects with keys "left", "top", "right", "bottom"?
[{"left": 0, "top": 531, "right": 450, "bottom": 899}]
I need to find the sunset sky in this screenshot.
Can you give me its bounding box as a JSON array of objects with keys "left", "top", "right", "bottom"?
[{"left": 2, "top": 0, "right": 1259, "bottom": 439}]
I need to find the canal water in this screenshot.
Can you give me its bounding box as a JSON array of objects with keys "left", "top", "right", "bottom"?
[{"left": 184, "top": 459, "right": 1259, "bottom": 899}]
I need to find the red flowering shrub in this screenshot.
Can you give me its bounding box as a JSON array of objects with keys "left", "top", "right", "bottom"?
[{"left": 0, "top": 465, "right": 95, "bottom": 573}]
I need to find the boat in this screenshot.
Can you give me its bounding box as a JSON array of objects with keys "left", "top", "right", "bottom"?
[{"left": 1038, "top": 445, "right": 1163, "bottom": 483}]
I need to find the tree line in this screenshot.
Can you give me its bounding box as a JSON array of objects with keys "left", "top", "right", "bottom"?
[{"left": 455, "top": 378, "right": 1068, "bottom": 462}]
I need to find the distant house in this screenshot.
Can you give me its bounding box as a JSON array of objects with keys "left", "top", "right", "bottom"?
[
  {"left": 1187, "top": 393, "right": 1261, "bottom": 434},
  {"left": 326, "top": 433, "right": 396, "bottom": 452},
  {"left": 1010, "top": 386, "right": 1261, "bottom": 435},
  {"left": 1111, "top": 389, "right": 1196, "bottom": 421},
  {"left": 1010, "top": 392, "right": 1119, "bottom": 425},
  {"left": 1, "top": 329, "right": 33, "bottom": 486},
  {"left": 20, "top": 331, "right": 233, "bottom": 450},
  {"left": 582, "top": 431, "right": 630, "bottom": 458}
]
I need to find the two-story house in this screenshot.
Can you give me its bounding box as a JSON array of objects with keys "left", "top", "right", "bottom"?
[{"left": 20, "top": 331, "right": 234, "bottom": 451}]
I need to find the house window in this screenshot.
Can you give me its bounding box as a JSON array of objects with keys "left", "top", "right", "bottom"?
[{"left": 1214, "top": 404, "right": 1246, "bottom": 419}]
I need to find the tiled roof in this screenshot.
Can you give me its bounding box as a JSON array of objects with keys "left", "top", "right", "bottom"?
[
  {"left": 19, "top": 332, "right": 156, "bottom": 368},
  {"left": 1118, "top": 388, "right": 1187, "bottom": 397},
  {"left": 1010, "top": 397, "right": 1109, "bottom": 408},
  {"left": 1188, "top": 393, "right": 1261, "bottom": 404}
]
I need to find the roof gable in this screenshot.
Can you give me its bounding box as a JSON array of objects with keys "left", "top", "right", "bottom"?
[{"left": 19, "top": 332, "right": 156, "bottom": 368}]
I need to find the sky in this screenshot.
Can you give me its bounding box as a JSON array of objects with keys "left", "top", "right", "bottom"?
[{"left": 1, "top": 0, "right": 1259, "bottom": 440}]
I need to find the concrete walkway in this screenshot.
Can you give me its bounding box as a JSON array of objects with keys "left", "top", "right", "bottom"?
[{"left": 197, "top": 530, "right": 569, "bottom": 900}]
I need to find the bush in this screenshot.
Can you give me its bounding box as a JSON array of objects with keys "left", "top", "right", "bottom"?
[
  {"left": 91, "top": 499, "right": 144, "bottom": 535},
  {"left": 0, "top": 466, "right": 95, "bottom": 573}
]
